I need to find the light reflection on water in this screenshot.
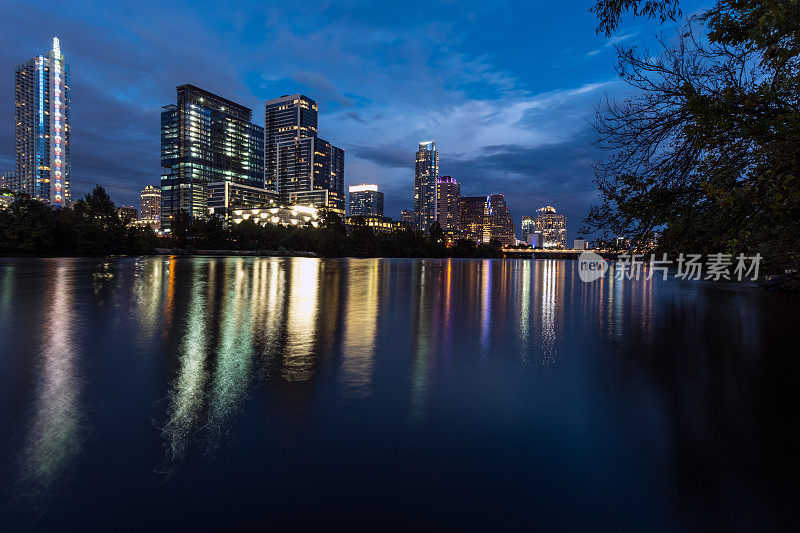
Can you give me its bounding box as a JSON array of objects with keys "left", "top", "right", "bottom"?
[
  {"left": 0, "top": 256, "right": 796, "bottom": 530},
  {"left": 14, "top": 261, "right": 83, "bottom": 505}
]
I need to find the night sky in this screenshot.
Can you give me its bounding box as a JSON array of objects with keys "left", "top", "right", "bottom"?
[{"left": 0, "top": 0, "right": 707, "bottom": 240}]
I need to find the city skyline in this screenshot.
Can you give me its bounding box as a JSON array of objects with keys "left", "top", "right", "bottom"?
[{"left": 0, "top": 0, "right": 709, "bottom": 241}]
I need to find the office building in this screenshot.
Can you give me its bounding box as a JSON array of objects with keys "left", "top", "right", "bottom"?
[
  {"left": 574, "top": 237, "right": 587, "bottom": 250},
  {"left": 15, "top": 37, "right": 70, "bottom": 206},
  {"left": 139, "top": 185, "right": 161, "bottom": 229},
  {"left": 264, "top": 94, "right": 344, "bottom": 213},
  {"left": 348, "top": 183, "right": 384, "bottom": 217},
  {"left": 208, "top": 181, "right": 279, "bottom": 224},
  {"left": 534, "top": 206, "right": 567, "bottom": 249},
  {"left": 414, "top": 141, "right": 438, "bottom": 231},
  {"left": 1, "top": 171, "right": 21, "bottom": 193},
  {"left": 521, "top": 215, "right": 535, "bottom": 242},
  {"left": 401, "top": 209, "right": 415, "bottom": 226},
  {"left": 460, "top": 196, "right": 487, "bottom": 243},
  {"left": 437, "top": 176, "right": 460, "bottom": 231},
  {"left": 117, "top": 206, "right": 138, "bottom": 225},
  {"left": 485, "top": 194, "right": 515, "bottom": 245},
  {"left": 160, "top": 84, "right": 264, "bottom": 231}
]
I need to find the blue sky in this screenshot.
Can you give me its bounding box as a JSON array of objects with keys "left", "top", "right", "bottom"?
[{"left": 0, "top": 0, "right": 707, "bottom": 239}]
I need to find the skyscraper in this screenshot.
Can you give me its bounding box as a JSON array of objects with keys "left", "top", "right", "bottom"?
[
  {"left": 437, "top": 175, "right": 460, "bottom": 231},
  {"left": 348, "top": 183, "right": 384, "bottom": 217},
  {"left": 264, "top": 94, "right": 344, "bottom": 213},
  {"left": 534, "top": 206, "right": 567, "bottom": 248},
  {"left": 460, "top": 196, "right": 488, "bottom": 242},
  {"left": 521, "top": 215, "right": 535, "bottom": 241},
  {"left": 140, "top": 185, "right": 161, "bottom": 229},
  {"left": 15, "top": 37, "right": 70, "bottom": 206},
  {"left": 160, "top": 84, "right": 264, "bottom": 231},
  {"left": 485, "top": 194, "right": 515, "bottom": 245},
  {"left": 414, "top": 141, "right": 438, "bottom": 231},
  {"left": 459, "top": 194, "right": 515, "bottom": 245}
]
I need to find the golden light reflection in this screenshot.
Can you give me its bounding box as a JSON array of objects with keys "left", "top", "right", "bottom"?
[
  {"left": 339, "top": 259, "right": 379, "bottom": 399},
  {"left": 16, "top": 261, "right": 83, "bottom": 504},
  {"left": 161, "top": 260, "right": 209, "bottom": 466},
  {"left": 283, "top": 258, "right": 321, "bottom": 381}
]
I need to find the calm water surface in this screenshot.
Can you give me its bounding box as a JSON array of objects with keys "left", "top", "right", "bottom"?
[{"left": 0, "top": 257, "right": 797, "bottom": 530}]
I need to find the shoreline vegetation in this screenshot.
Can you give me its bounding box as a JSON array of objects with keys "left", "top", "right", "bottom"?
[{"left": 0, "top": 186, "right": 506, "bottom": 260}]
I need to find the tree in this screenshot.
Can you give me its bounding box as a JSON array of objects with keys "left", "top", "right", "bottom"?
[{"left": 584, "top": 0, "right": 800, "bottom": 270}]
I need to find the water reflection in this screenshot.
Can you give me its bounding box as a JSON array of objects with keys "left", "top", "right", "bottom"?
[
  {"left": 339, "top": 259, "right": 379, "bottom": 399},
  {"left": 283, "top": 259, "right": 321, "bottom": 382},
  {"left": 161, "top": 260, "right": 209, "bottom": 466},
  {"left": 15, "top": 260, "right": 83, "bottom": 505}
]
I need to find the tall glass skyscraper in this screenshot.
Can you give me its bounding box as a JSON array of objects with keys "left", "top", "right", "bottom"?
[
  {"left": 436, "top": 175, "right": 461, "bottom": 231},
  {"left": 264, "top": 94, "right": 344, "bottom": 213},
  {"left": 160, "top": 84, "right": 264, "bottom": 230},
  {"left": 15, "top": 37, "right": 70, "bottom": 206},
  {"left": 414, "top": 141, "right": 438, "bottom": 231}
]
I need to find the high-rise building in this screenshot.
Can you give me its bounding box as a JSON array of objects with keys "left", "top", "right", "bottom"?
[
  {"left": 437, "top": 175, "right": 460, "bottom": 231},
  {"left": 140, "top": 185, "right": 161, "bottom": 229},
  {"left": 521, "top": 215, "right": 535, "bottom": 241},
  {"left": 401, "top": 209, "right": 415, "bottom": 227},
  {"left": 534, "top": 205, "right": 567, "bottom": 249},
  {"left": 414, "top": 141, "right": 438, "bottom": 231},
  {"left": 160, "top": 84, "right": 264, "bottom": 231},
  {"left": 460, "top": 196, "right": 488, "bottom": 242},
  {"left": 15, "top": 37, "right": 70, "bottom": 206},
  {"left": 459, "top": 195, "right": 515, "bottom": 245},
  {"left": 485, "top": 194, "right": 515, "bottom": 245},
  {"left": 264, "top": 94, "right": 344, "bottom": 213},
  {"left": 0, "top": 171, "right": 22, "bottom": 193},
  {"left": 117, "top": 206, "right": 138, "bottom": 225},
  {"left": 348, "top": 183, "right": 384, "bottom": 217}
]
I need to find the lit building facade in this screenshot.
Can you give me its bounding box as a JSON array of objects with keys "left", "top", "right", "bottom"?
[
  {"left": 345, "top": 214, "right": 393, "bottom": 234},
  {"left": 458, "top": 195, "right": 515, "bottom": 245},
  {"left": 117, "top": 206, "right": 138, "bottom": 225},
  {"left": 348, "top": 183, "right": 384, "bottom": 217},
  {"left": 401, "top": 209, "right": 415, "bottom": 227},
  {"left": 265, "top": 94, "right": 344, "bottom": 213},
  {"left": 15, "top": 37, "right": 70, "bottom": 206},
  {"left": 436, "top": 175, "right": 460, "bottom": 231},
  {"left": 1, "top": 171, "right": 22, "bottom": 193},
  {"left": 521, "top": 215, "right": 535, "bottom": 241},
  {"left": 231, "top": 204, "right": 319, "bottom": 228},
  {"left": 460, "top": 196, "right": 488, "bottom": 243},
  {"left": 534, "top": 205, "right": 567, "bottom": 249},
  {"left": 414, "top": 141, "right": 438, "bottom": 231},
  {"left": 208, "top": 181, "right": 279, "bottom": 224},
  {"left": 485, "top": 194, "right": 515, "bottom": 246},
  {"left": 140, "top": 185, "right": 161, "bottom": 229},
  {"left": 160, "top": 84, "right": 264, "bottom": 231}
]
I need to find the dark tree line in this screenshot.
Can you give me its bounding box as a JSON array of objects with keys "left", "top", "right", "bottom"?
[
  {"left": 1, "top": 186, "right": 504, "bottom": 258},
  {"left": 584, "top": 0, "right": 800, "bottom": 271},
  {"left": 0, "top": 186, "right": 157, "bottom": 255}
]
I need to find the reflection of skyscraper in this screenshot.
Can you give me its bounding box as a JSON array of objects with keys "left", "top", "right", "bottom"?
[
  {"left": 340, "top": 259, "right": 379, "bottom": 398},
  {"left": 437, "top": 176, "right": 460, "bottom": 231},
  {"left": 160, "top": 84, "right": 264, "bottom": 231},
  {"left": 414, "top": 141, "right": 439, "bottom": 231},
  {"left": 15, "top": 37, "right": 71, "bottom": 206}
]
